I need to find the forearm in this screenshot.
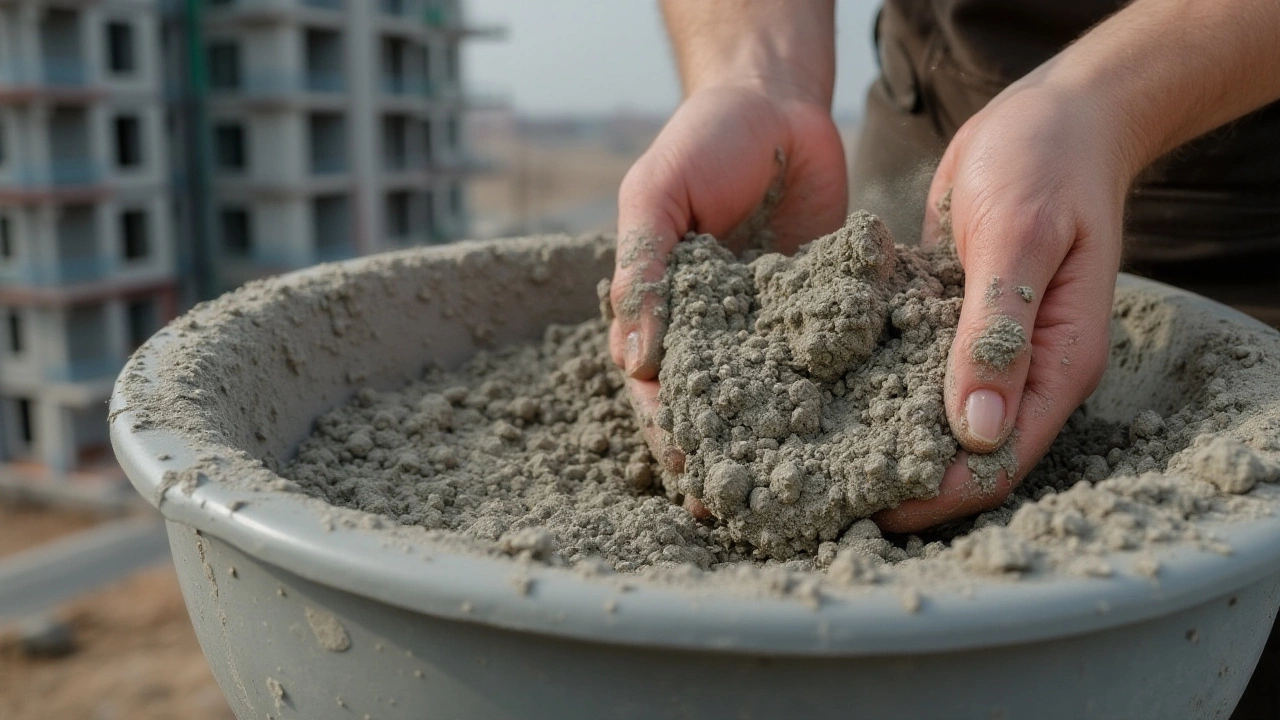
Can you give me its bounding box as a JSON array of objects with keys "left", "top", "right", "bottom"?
[
  {"left": 1036, "top": 0, "right": 1280, "bottom": 179},
  {"left": 661, "top": 0, "right": 836, "bottom": 107}
]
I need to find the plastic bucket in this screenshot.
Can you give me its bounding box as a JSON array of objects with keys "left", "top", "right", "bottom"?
[{"left": 111, "top": 235, "right": 1280, "bottom": 719}]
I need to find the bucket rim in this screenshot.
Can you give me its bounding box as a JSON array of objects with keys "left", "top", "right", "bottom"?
[{"left": 109, "top": 239, "right": 1280, "bottom": 656}]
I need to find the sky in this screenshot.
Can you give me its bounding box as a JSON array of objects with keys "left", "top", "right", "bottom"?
[{"left": 464, "top": 1, "right": 882, "bottom": 119}]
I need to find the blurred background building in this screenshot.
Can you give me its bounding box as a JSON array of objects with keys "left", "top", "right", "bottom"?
[
  {"left": 0, "top": 0, "right": 503, "bottom": 498},
  {"left": 189, "top": 0, "right": 502, "bottom": 293},
  {"left": 0, "top": 0, "right": 177, "bottom": 494}
]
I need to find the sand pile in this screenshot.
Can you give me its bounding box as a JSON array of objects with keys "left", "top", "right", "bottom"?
[
  {"left": 277, "top": 217, "right": 1280, "bottom": 588},
  {"left": 658, "top": 213, "right": 972, "bottom": 558},
  {"left": 286, "top": 319, "right": 724, "bottom": 570}
]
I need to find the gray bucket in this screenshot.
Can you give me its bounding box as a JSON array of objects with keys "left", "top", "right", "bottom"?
[{"left": 110, "top": 235, "right": 1280, "bottom": 720}]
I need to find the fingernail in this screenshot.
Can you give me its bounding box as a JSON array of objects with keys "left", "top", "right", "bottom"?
[
  {"left": 965, "top": 389, "right": 1006, "bottom": 445},
  {"left": 624, "top": 331, "right": 642, "bottom": 376}
]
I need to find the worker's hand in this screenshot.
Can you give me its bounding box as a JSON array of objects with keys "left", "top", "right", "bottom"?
[
  {"left": 875, "top": 74, "right": 1133, "bottom": 533},
  {"left": 608, "top": 82, "right": 848, "bottom": 481}
]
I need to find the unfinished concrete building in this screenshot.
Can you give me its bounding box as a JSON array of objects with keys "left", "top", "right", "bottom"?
[
  {"left": 0, "top": 0, "right": 501, "bottom": 493},
  {"left": 0, "top": 0, "right": 177, "bottom": 489},
  {"left": 200, "top": 0, "right": 502, "bottom": 292}
]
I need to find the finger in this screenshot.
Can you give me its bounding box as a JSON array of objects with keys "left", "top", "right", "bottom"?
[
  {"left": 609, "top": 154, "right": 688, "bottom": 380},
  {"left": 943, "top": 200, "right": 1071, "bottom": 454},
  {"left": 872, "top": 451, "right": 1017, "bottom": 534},
  {"left": 997, "top": 236, "right": 1116, "bottom": 481},
  {"left": 880, "top": 227, "right": 1118, "bottom": 532},
  {"left": 625, "top": 376, "right": 685, "bottom": 475}
]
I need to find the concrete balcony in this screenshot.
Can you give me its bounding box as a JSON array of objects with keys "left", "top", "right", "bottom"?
[
  {"left": 0, "top": 60, "right": 100, "bottom": 102},
  {"left": 43, "top": 58, "right": 88, "bottom": 87},
  {"left": 0, "top": 161, "right": 109, "bottom": 203},
  {"left": 206, "top": 0, "right": 344, "bottom": 24},
  {"left": 244, "top": 242, "right": 356, "bottom": 270},
  {"left": 380, "top": 75, "right": 432, "bottom": 98},
  {"left": 6, "top": 160, "right": 106, "bottom": 187},
  {"left": 434, "top": 83, "right": 507, "bottom": 111},
  {"left": 49, "top": 160, "right": 105, "bottom": 186},
  {"left": 428, "top": 152, "right": 498, "bottom": 176},
  {"left": 209, "top": 70, "right": 347, "bottom": 110},
  {"left": 45, "top": 357, "right": 123, "bottom": 384},
  {"left": 310, "top": 154, "right": 348, "bottom": 176},
  {"left": 428, "top": 223, "right": 465, "bottom": 244},
  {"left": 0, "top": 59, "right": 88, "bottom": 86},
  {"left": 423, "top": 5, "right": 505, "bottom": 39},
  {"left": 304, "top": 70, "right": 344, "bottom": 93},
  {"left": 0, "top": 256, "right": 114, "bottom": 287},
  {"left": 243, "top": 70, "right": 345, "bottom": 96}
]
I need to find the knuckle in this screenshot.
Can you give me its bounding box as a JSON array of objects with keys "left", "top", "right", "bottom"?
[{"left": 966, "top": 200, "right": 1069, "bottom": 255}]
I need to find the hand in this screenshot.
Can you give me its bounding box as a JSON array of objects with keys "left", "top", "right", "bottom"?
[
  {"left": 880, "top": 0, "right": 1280, "bottom": 531},
  {"left": 608, "top": 82, "right": 848, "bottom": 481},
  {"left": 875, "top": 74, "right": 1133, "bottom": 533}
]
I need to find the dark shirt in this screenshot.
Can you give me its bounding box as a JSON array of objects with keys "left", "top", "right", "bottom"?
[{"left": 860, "top": 0, "right": 1280, "bottom": 283}]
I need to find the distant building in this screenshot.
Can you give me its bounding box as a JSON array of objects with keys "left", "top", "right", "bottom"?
[
  {"left": 195, "top": 0, "right": 502, "bottom": 293},
  {"left": 0, "top": 0, "right": 177, "bottom": 488},
  {"left": 0, "top": 0, "right": 502, "bottom": 496}
]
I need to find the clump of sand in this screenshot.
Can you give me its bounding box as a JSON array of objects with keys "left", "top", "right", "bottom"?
[{"left": 656, "top": 212, "right": 968, "bottom": 558}]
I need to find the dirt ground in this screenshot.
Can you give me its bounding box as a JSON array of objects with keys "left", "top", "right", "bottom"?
[
  {"left": 0, "top": 563, "right": 233, "bottom": 720},
  {"left": 0, "top": 500, "right": 102, "bottom": 559}
]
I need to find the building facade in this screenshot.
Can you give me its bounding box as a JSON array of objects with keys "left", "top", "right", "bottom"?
[
  {"left": 199, "top": 0, "right": 500, "bottom": 292},
  {"left": 0, "top": 0, "right": 177, "bottom": 485},
  {"left": 0, "top": 0, "right": 499, "bottom": 491}
]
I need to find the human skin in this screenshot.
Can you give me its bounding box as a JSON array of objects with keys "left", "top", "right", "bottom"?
[{"left": 611, "top": 0, "right": 1280, "bottom": 530}]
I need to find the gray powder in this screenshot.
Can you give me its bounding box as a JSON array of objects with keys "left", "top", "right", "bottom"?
[
  {"left": 266, "top": 677, "right": 286, "bottom": 710},
  {"left": 304, "top": 606, "right": 351, "bottom": 652},
  {"left": 273, "top": 225, "right": 1280, "bottom": 585},
  {"left": 284, "top": 320, "right": 729, "bottom": 571},
  {"left": 655, "top": 212, "right": 968, "bottom": 558},
  {"left": 968, "top": 439, "right": 1019, "bottom": 491},
  {"left": 119, "top": 230, "right": 1280, "bottom": 599},
  {"left": 971, "top": 315, "right": 1029, "bottom": 370}
]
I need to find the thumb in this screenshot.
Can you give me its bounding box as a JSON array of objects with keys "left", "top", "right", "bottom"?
[
  {"left": 608, "top": 157, "right": 687, "bottom": 380},
  {"left": 943, "top": 205, "right": 1064, "bottom": 454}
]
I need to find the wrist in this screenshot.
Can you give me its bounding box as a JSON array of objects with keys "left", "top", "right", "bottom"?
[
  {"left": 1025, "top": 58, "right": 1163, "bottom": 186},
  {"left": 1026, "top": 0, "right": 1280, "bottom": 183},
  {"left": 663, "top": 0, "right": 835, "bottom": 109},
  {"left": 686, "top": 72, "right": 832, "bottom": 112}
]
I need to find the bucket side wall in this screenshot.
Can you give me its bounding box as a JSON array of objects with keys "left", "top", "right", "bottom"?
[{"left": 169, "top": 523, "right": 1280, "bottom": 720}]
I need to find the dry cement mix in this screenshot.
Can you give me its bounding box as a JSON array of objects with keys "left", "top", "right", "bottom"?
[{"left": 272, "top": 216, "right": 1280, "bottom": 592}]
